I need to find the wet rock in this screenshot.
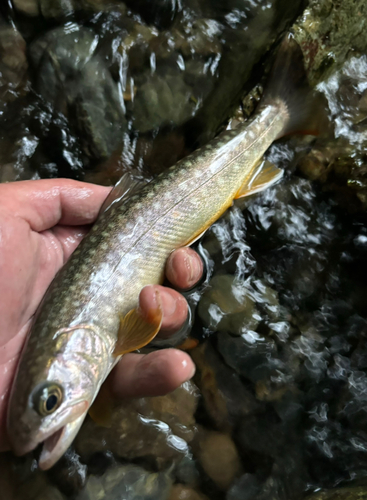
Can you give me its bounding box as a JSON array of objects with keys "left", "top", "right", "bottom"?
[
  {"left": 189, "top": 0, "right": 304, "bottom": 145},
  {"left": 77, "top": 464, "right": 172, "bottom": 500},
  {"left": 198, "top": 274, "right": 260, "bottom": 335},
  {"left": 145, "top": 381, "right": 200, "bottom": 442},
  {"left": 39, "top": 0, "right": 74, "bottom": 19},
  {"left": 76, "top": 0, "right": 122, "bottom": 12},
  {"left": 75, "top": 383, "right": 198, "bottom": 469},
  {"left": 12, "top": 0, "right": 39, "bottom": 16},
  {"left": 197, "top": 431, "right": 242, "bottom": 491},
  {"left": 124, "top": 0, "right": 180, "bottom": 29},
  {"left": 0, "top": 134, "right": 39, "bottom": 182},
  {"left": 191, "top": 342, "right": 259, "bottom": 431},
  {"left": 30, "top": 25, "right": 126, "bottom": 161},
  {"left": 75, "top": 58, "right": 127, "bottom": 160},
  {"left": 6, "top": 455, "right": 67, "bottom": 500},
  {"left": 296, "top": 55, "right": 367, "bottom": 212},
  {"left": 174, "top": 457, "right": 200, "bottom": 487},
  {"left": 0, "top": 25, "right": 29, "bottom": 103},
  {"left": 236, "top": 412, "right": 285, "bottom": 460},
  {"left": 168, "top": 484, "right": 209, "bottom": 500},
  {"left": 293, "top": 0, "right": 367, "bottom": 86},
  {"left": 217, "top": 332, "right": 280, "bottom": 383},
  {"left": 47, "top": 448, "right": 87, "bottom": 497},
  {"left": 171, "top": 18, "right": 222, "bottom": 59},
  {"left": 29, "top": 26, "right": 99, "bottom": 105},
  {"left": 132, "top": 71, "right": 196, "bottom": 133},
  {"left": 226, "top": 474, "right": 262, "bottom": 500},
  {"left": 305, "top": 486, "right": 367, "bottom": 500}
]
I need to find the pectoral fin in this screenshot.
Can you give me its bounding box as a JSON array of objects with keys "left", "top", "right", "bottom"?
[
  {"left": 113, "top": 303, "right": 163, "bottom": 356},
  {"left": 234, "top": 160, "right": 284, "bottom": 199}
]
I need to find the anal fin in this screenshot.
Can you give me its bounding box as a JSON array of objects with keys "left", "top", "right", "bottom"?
[
  {"left": 234, "top": 160, "right": 283, "bottom": 199},
  {"left": 113, "top": 301, "right": 163, "bottom": 356}
]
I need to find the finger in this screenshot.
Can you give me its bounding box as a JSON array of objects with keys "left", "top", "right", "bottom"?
[
  {"left": 139, "top": 285, "right": 188, "bottom": 337},
  {"left": 165, "top": 247, "right": 203, "bottom": 290},
  {"left": 45, "top": 225, "right": 91, "bottom": 262},
  {"left": 109, "top": 349, "right": 195, "bottom": 399},
  {"left": 0, "top": 179, "right": 111, "bottom": 232}
]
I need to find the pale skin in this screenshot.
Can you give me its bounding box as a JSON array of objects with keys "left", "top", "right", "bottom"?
[{"left": 0, "top": 179, "right": 203, "bottom": 451}]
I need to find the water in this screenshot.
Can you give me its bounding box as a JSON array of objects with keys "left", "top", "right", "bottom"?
[{"left": 0, "top": 0, "right": 302, "bottom": 184}]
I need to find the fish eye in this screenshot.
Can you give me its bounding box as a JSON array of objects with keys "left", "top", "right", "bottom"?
[{"left": 31, "top": 382, "right": 63, "bottom": 416}]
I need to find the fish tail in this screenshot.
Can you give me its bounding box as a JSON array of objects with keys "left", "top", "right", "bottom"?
[{"left": 261, "top": 34, "right": 328, "bottom": 139}]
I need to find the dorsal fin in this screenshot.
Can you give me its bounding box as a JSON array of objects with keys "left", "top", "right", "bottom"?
[{"left": 99, "top": 172, "right": 150, "bottom": 214}]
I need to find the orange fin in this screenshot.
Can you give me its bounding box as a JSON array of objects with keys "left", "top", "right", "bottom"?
[
  {"left": 88, "top": 383, "right": 114, "bottom": 428},
  {"left": 113, "top": 303, "right": 163, "bottom": 356},
  {"left": 234, "top": 160, "right": 283, "bottom": 199},
  {"left": 185, "top": 228, "right": 209, "bottom": 247},
  {"left": 177, "top": 337, "right": 199, "bottom": 351}
]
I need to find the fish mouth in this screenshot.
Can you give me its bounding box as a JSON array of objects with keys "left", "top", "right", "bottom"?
[
  {"left": 38, "top": 426, "right": 66, "bottom": 469},
  {"left": 38, "top": 410, "right": 87, "bottom": 470},
  {"left": 11, "top": 400, "right": 89, "bottom": 469}
]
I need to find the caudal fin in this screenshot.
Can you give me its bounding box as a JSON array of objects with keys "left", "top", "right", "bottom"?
[{"left": 261, "top": 34, "right": 328, "bottom": 139}]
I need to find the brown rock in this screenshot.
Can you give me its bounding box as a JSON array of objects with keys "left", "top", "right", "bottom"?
[
  {"left": 191, "top": 342, "right": 259, "bottom": 432},
  {"left": 12, "top": 0, "right": 39, "bottom": 15},
  {"left": 197, "top": 431, "right": 242, "bottom": 491},
  {"left": 168, "top": 484, "right": 209, "bottom": 500},
  {"left": 0, "top": 26, "right": 29, "bottom": 103}
]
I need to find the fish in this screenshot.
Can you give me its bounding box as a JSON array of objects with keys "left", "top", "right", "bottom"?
[{"left": 7, "top": 36, "right": 320, "bottom": 469}]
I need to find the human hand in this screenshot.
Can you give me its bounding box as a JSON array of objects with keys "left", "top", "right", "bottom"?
[{"left": 0, "top": 179, "right": 203, "bottom": 451}]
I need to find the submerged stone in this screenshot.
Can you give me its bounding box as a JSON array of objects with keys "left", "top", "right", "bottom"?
[
  {"left": 226, "top": 474, "right": 262, "bottom": 500},
  {"left": 77, "top": 465, "right": 172, "bottom": 500},
  {"left": 168, "top": 484, "right": 209, "bottom": 500},
  {"left": 198, "top": 274, "right": 259, "bottom": 335},
  {"left": 305, "top": 487, "right": 367, "bottom": 500},
  {"left": 12, "top": 0, "right": 39, "bottom": 16},
  {"left": 191, "top": 342, "right": 259, "bottom": 431},
  {"left": 75, "top": 383, "right": 198, "bottom": 469},
  {"left": 47, "top": 448, "right": 87, "bottom": 497},
  {"left": 39, "top": 0, "right": 74, "bottom": 19},
  {"left": 0, "top": 25, "right": 29, "bottom": 103},
  {"left": 217, "top": 332, "right": 280, "bottom": 383},
  {"left": 196, "top": 431, "right": 242, "bottom": 491},
  {"left": 132, "top": 71, "right": 196, "bottom": 133},
  {"left": 30, "top": 25, "right": 126, "bottom": 161}
]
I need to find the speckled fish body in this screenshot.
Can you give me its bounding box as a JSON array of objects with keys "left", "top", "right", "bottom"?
[{"left": 7, "top": 99, "right": 289, "bottom": 468}]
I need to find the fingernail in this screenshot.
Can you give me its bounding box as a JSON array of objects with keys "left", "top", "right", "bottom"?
[
  {"left": 186, "top": 253, "right": 202, "bottom": 285},
  {"left": 160, "top": 289, "right": 177, "bottom": 317},
  {"left": 182, "top": 356, "right": 196, "bottom": 379},
  {"left": 188, "top": 362, "right": 196, "bottom": 378}
]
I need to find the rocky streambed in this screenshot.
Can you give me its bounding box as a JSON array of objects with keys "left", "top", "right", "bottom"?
[{"left": 1, "top": 0, "right": 367, "bottom": 499}]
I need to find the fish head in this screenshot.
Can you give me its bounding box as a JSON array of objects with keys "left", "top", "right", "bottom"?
[{"left": 7, "top": 324, "right": 110, "bottom": 470}]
